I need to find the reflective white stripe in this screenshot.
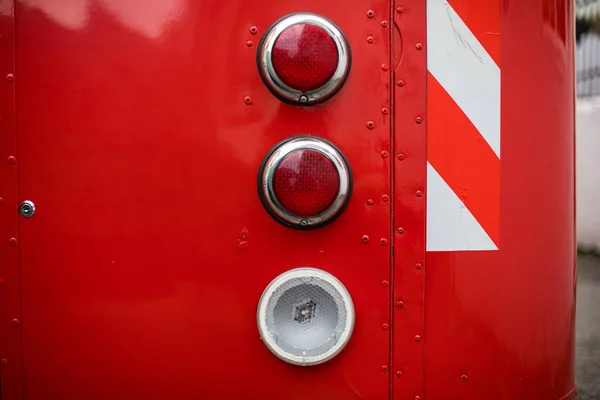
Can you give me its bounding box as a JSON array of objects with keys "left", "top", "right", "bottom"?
[
  {"left": 427, "top": 0, "right": 501, "bottom": 157},
  {"left": 426, "top": 163, "right": 497, "bottom": 251}
]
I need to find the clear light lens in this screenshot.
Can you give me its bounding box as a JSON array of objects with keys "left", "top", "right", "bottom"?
[{"left": 257, "top": 268, "right": 355, "bottom": 366}]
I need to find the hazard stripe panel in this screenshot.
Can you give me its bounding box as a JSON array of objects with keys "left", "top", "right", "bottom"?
[{"left": 426, "top": 0, "right": 501, "bottom": 251}]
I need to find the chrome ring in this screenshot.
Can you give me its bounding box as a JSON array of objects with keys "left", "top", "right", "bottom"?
[
  {"left": 257, "top": 13, "right": 351, "bottom": 105},
  {"left": 259, "top": 136, "right": 352, "bottom": 229},
  {"left": 257, "top": 267, "right": 355, "bottom": 366}
]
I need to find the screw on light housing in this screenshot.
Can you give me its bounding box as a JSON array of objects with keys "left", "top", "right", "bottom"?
[
  {"left": 257, "top": 13, "right": 351, "bottom": 105},
  {"left": 19, "top": 200, "right": 35, "bottom": 218}
]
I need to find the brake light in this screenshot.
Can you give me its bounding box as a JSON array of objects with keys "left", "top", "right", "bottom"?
[
  {"left": 258, "top": 136, "right": 352, "bottom": 229},
  {"left": 258, "top": 13, "right": 351, "bottom": 105}
]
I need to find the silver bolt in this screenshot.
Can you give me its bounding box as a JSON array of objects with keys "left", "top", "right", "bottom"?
[
  {"left": 19, "top": 200, "right": 35, "bottom": 218},
  {"left": 300, "top": 219, "right": 308, "bottom": 226},
  {"left": 299, "top": 95, "right": 308, "bottom": 103}
]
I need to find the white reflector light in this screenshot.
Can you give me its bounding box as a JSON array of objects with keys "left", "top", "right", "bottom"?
[{"left": 257, "top": 267, "right": 355, "bottom": 366}]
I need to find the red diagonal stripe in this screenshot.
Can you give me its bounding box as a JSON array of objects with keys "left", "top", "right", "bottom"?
[
  {"left": 427, "top": 72, "right": 500, "bottom": 246},
  {"left": 446, "top": 0, "right": 501, "bottom": 66}
]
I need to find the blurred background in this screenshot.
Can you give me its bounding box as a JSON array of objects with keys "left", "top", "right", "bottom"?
[{"left": 575, "top": 1, "right": 600, "bottom": 398}]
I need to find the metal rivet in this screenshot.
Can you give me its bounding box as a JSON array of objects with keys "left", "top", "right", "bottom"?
[
  {"left": 366, "top": 121, "right": 375, "bottom": 129},
  {"left": 19, "top": 200, "right": 35, "bottom": 218},
  {"left": 6, "top": 74, "right": 14, "bottom": 82},
  {"left": 299, "top": 95, "right": 308, "bottom": 103},
  {"left": 398, "top": 153, "right": 406, "bottom": 161},
  {"left": 382, "top": 323, "right": 389, "bottom": 330},
  {"left": 415, "top": 335, "right": 421, "bottom": 342},
  {"left": 367, "top": 10, "right": 375, "bottom": 18},
  {"left": 381, "top": 151, "right": 389, "bottom": 158},
  {"left": 382, "top": 365, "right": 388, "bottom": 372},
  {"left": 416, "top": 43, "right": 423, "bottom": 50},
  {"left": 415, "top": 397, "right": 421, "bottom": 400},
  {"left": 367, "top": 199, "right": 374, "bottom": 206},
  {"left": 381, "top": 238, "right": 388, "bottom": 246},
  {"left": 11, "top": 319, "right": 19, "bottom": 327},
  {"left": 381, "top": 21, "right": 389, "bottom": 27},
  {"left": 246, "top": 40, "right": 254, "bottom": 47},
  {"left": 416, "top": 116, "right": 423, "bottom": 124},
  {"left": 249, "top": 26, "right": 258, "bottom": 34},
  {"left": 240, "top": 229, "right": 249, "bottom": 239},
  {"left": 8, "top": 238, "right": 17, "bottom": 247},
  {"left": 397, "top": 300, "right": 404, "bottom": 308},
  {"left": 381, "top": 107, "right": 389, "bottom": 115},
  {"left": 416, "top": 263, "right": 422, "bottom": 270},
  {"left": 397, "top": 227, "right": 404, "bottom": 234},
  {"left": 382, "top": 195, "right": 389, "bottom": 202},
  {"left": 362, "top": 235, "right": 370, "bottom": 243},
  {"left": 0, "top": 359, "right": 7, "bottom": 366},
  {"left": 244, "top": 96, "right": 252, "bottom": 105},
  {"left": 396, "top": 370, "right": 403, "bottom": 377},
  {"left": 382, "top": 280, "right": 389, "bottom": 287},
  {"left": 397, "top": 7, "right": 404, "bottom": 14},
  {"left": 238, "top": 241, "right": 249, "bottom": 250},
  {"left": 416, "top": 190, "right": 422, "bottom": 197},
  {"left": 461, "top": 375, "right": 468, "bottom": 382},
  {"left": 367, "top": 36, "right": 375, "bottom": 44},
  {"left": 7, "top": 156, "right": 15, "bottom": 165},
  {"left": 381, "top": 63, "right": 389, "bottom": 71},
  {"left": 397, "top": 80, "right": 405, "bottom": 87}
]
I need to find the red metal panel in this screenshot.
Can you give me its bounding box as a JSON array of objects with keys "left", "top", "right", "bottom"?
[
  {"left": 13, "top": 1, "right": 392, "bottom": 399},
  {"left": 0, "top": 2, "right": 23, "bottom": 398},
  {"left": 424, "top": 2, "right": 576, "bottom": 400},
  {"left": 391, "top": 1, "right": 427, "bottom": 399}
]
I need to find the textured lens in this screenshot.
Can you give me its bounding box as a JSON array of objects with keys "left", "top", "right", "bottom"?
[
  {"left": 257, "top": 268, "right": 355, "bottom": 366},
  {"left": 272, "top": 23, "right": 339, "bottom": 92},
  {"left": 273, "top": 150, "right": 340, "bottom": 217}
]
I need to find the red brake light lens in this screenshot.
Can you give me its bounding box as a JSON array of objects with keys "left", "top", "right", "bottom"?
[
  {"left": 272, "top": 24, "right": 339, "bottom": 92},
  {"left": 273, "top": 150, "right": 341, "bottom": 217},
  {"left": 258, "top": 13, "right": 351, "bottom": 105},
  {"left": 259, "top": 136, "right": 352, "bottom": 229}
]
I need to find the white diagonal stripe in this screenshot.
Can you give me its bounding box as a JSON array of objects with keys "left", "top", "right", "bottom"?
[
  {"left": 426, "top": 163, "right": 497, "bottom": 251},
  {"left": 427, "top": 0, "right": 501, "bottom": 157}
]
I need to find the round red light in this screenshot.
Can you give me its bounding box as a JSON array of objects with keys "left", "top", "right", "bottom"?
[
  {"left": 273, "top": 150, "right": 341, "bottom": 217},
  {"left": 271, "top": 24, "right": 339, "bottom": 92}
]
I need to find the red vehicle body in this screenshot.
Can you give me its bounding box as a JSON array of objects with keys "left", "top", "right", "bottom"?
[{"left": 0, "top": 0, "right": 575, "bottom": 399}]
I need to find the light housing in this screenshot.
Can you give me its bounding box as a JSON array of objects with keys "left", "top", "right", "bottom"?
[
  {"left": 257, "top": 267, "right": 355, "bottom": 366},
  {"left": 258, "top": 136, "right": 352, "bottom": 229},
  {"left": 257, "top": 13, "right": 351, "bottom": 105}
]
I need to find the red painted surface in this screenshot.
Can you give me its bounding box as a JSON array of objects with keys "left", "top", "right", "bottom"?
[
  {"left": 424, "top": 1, "right": 576, "bottom": 400},
  {"left": 0, "top": 0, "right": 575, "bottom": 399},
  {"left": 0, "top": 3, "right": 23, "bottom": 399},
  {"left": 8, "top": 0, "right": 391, "bottom": 399},
  {"left": 391, "top": 1, "right": 427, "bottom": 399}
]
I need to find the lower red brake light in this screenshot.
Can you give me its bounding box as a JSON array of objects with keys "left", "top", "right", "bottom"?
[
  {"left": 273, "top": 150, "right": 341, "bottom": 217},
  {"left": 258, "top": 136, "right": 352, "bottom": 229}
]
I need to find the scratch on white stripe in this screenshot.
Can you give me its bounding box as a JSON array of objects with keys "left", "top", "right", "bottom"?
[
  {"left": 446, "top": 6, "right": 485, "bottom": 64},
  {"left": 426, "top": 163, "right": 497, "bottom": 251},
  {"left": 428, "top": 0, "right": 501, "bottom": 158}
]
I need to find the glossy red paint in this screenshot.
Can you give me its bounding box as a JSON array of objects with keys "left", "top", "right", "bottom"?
[
  {"left": 0, "top": 0, "right": 575, "bottom": 399},
  {"left": 423, "top": 1, "right": 576, "bottom": 400},
  {"left": 8, "top": 0, "right": 391, "bottom": 399},
  {"left": 0, "top": 3, "right": 23, "bottom": 399},
  {"left": 391, "top": 1, "right": 427, "bottom": 399}
]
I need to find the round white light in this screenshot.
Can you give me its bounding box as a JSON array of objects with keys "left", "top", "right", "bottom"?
[{"left": 257, "top": 267, "right": 355, "bottom": 366}]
